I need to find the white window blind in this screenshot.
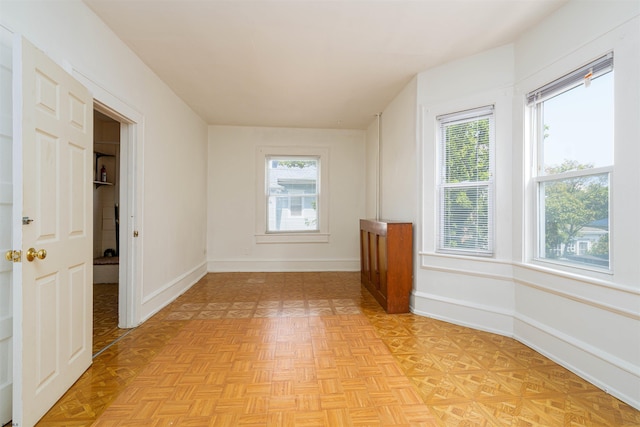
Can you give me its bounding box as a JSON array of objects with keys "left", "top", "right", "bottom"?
[
  {"left": 526, "top": 53, "right": 613, "bottom": 105},
  {"left": 437, "top": 105, "right": 494, "bottom": 256}
]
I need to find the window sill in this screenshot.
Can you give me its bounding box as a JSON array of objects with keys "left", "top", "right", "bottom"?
[
  {"left": 529, "top": 257, "right": 613, "bottom": 276},
  {"left": 255, "top": 233, "right": 330, "bottom": 244}
]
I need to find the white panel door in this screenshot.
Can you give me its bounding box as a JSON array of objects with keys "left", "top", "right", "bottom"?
[
  {"left": 13, "top": 37, "right": 93, "bottom": 427},
  {"left": 0, "top": 28, "right": 14, "bottom": 426}
]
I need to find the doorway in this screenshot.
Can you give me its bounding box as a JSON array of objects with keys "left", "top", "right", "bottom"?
[
  {"left": 1, "top": 33, "right": 141, "bottom": 424},
  {"left": 92, "top": 110, "right": 127, "bottom": 355}
]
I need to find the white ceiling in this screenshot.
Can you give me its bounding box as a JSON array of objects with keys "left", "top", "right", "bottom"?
[{"left": 83, "top": 0, "right": 567, "bottom": 130}]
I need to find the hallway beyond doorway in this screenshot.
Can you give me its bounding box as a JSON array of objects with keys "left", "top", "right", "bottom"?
[{"left": 93, "top": 283, "right": 129, "bottom": 356}]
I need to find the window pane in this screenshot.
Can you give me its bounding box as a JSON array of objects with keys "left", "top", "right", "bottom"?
[
  {"left": 444, "top": 118, "right": 491, "bottom": 183},
  {"left": 542, "top": 72, "right": 613, "bottom": 173},
  {"left": 290, "top": 196, "right": 302, "bottom": 216},
  {"left": 442, "top": 185, "right": 490, "bottom": 252},
  {"left": 534, "top": 62, "right": 613, "bottom": 271},
  {"left": 438, "top": 106, "right": 494, "bottom": 256},
  {"left": 267, "top": 157, "right": 318, "bottom": 232},
  {"left": 539, "top": 173, "right": 609, "bottom": 269}
]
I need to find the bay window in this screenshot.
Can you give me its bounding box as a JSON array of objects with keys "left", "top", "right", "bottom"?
[{"left": 528, "top": 53, "right": 613, "bottom": 271}]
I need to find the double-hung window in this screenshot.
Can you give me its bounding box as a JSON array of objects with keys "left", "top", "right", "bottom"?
[
  {"left": 437, "top": 105, "right": 495, "bottom": 256},
  {"left": 255, "top": 146, "right": 329, "bottom": 244},
  {"left": 266, "top": 156, "right": 319, "bottom": 233},
  {"left": 528, "top": 53, "right": 613, "bottom": 271}
]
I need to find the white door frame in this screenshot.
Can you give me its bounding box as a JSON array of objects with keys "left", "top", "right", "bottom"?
[
  {"left": 73, "top": 71, "right": 143, "bottom": 329},
  {"left": 0, "top": 25, "right": 14, "bottom": 426}
]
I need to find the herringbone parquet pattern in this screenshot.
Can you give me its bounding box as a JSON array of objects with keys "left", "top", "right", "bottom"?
[{"left": 33, "top": 272, "right": 639, "bottom": 426}]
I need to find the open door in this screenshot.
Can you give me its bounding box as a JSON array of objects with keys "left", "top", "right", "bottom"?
[
  {"left": 11, "top": 36, "right": 93, "bottom": 426},
  {"left": 0, "top": 27, "right": 14, "bottom": 426}
]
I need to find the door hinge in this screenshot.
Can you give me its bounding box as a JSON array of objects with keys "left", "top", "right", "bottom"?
[{"left": 5, "top": 250, "right": 22, "bottom": 263}]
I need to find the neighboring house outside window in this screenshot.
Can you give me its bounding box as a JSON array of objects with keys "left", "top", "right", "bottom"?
[
  {"left": 528, "top": 53, "right": 613, "bottom": 271},
  {"left": 437, "top": 105, "right": 495, "bottom": 256},
  {"left": 267, "top": 157, "right": 319, "bottom": 232},
  {"left": 255, "top": 146, "right": 329, "bottom": 244}
]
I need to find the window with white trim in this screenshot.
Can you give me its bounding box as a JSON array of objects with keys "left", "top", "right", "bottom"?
[
  {"left": 437, "top": 105, "right": 494, "bottom": 256},
  {"left": 266, "top": 156, "right": 319, "bottom": 232},
  {"left": 528, "top": 53, "right": 613, "bottom": 271},
  {"left": 255, "top": 146, "right": 329, "bottom": 244}
]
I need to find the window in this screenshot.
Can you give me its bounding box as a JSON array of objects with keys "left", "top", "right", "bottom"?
[
  {"left": 255, "top": 146, "right": 329, "bottom": 244},
  {"left": 266, "top": 157, "right": 319, "bottom": 232},
  {"left": 437, "top": 105, "right": 494, "bottom": 256},
  {"left": 290, "top": 194, "right": 303, "bottom": 217},
  {"left": 528, "top": 53, "right": 613, "bottom": 271}
]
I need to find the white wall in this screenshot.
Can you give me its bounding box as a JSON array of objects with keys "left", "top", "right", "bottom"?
[
  {"left": 364, "top": 118, "right": 379, "bottom": 219},
  {"left": 511, "top": 1, "right": 640, "bottom": 410},
  {"left": 379, "top": 0, "right": 640, "bottom": 410},
  {"left": 1, "top": 0, "right": 209, "bottom": 323},
  {"left": 413, "top": 43, "right": 516, "bottom": 334},
  {"left": 208, "top": 125, "right": 365, "bottom": 272},
  {"left": 378, "top": 77, "right": 418, "bottom": 222},
  {"left": 364, "top": 76, "right": 419, "bottom": 223}
]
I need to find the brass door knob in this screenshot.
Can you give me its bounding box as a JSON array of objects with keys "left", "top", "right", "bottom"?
[
  {"left": 5, "top": 250, "right": 21, "bottom": 262},
  {"left": 26, "top": 248, "right": 47, "bottom": 262}
]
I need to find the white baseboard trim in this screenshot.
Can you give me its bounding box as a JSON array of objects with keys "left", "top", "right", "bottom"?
[
  {"left": 140, "top": 261, "right": 207, "bottom": 322},
  {"left": 411, "top": 290, "right": 640, "bottom": 410},
  {"left": 207, "top": 258, "right": 360, "bottom": 272},
  {"left": 514, "top": 314, "right": 640, "bottom": 410},
  {"left": 411, "top": 291, "right": 514, "bottom": 337}
]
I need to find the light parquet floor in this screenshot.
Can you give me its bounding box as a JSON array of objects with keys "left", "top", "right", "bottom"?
[
  {"left": 93, "top": 283, "right": 129, "bottom": 355},
  {"left": 35, "top": 272, "right": 640, "bottom": 426}
]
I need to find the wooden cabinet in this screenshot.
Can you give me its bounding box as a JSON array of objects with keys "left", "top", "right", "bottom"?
[{"left": 359, "top": 219, "right": 413, "bottom": 314}]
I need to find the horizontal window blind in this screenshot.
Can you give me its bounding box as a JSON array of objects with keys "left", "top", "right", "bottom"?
[
  {"left": 437, "top": 105, "right": 494, "bottom": 255},
  {"left": 526, "top": 52, "right": 613, "bottom": 105},
  {"left": 438, "top": 105, "right": 494, "bottom": 125}
]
